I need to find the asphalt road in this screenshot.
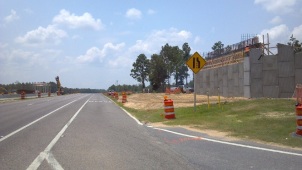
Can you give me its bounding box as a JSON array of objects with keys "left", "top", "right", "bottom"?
[{"left": 0, "top": 93, "right": 302, "bottom": 170}]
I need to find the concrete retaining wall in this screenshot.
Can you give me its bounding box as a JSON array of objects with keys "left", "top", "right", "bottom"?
[
  {"left": 196, "top": 62, "right": 244, "bottom": 97},
  {"left": 196, "top": 44, "right": 302, "bottom": 98}
]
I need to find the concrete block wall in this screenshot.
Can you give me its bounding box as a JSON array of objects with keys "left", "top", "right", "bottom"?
[
  {"left": 295, "top": 52, "right": 302, "bottom": 87},
  {"left": 249, "top": 49, "right": 263, "bottom": 98},
  {"left": 196, "top": 44, "right": 302, "bottom": 98},
  {"left": 277, "top": 44, "right": 296, "bottom": 97},
  {"left": 196, "top": 62, "right": 243, "bottom": 97},
  {"left": 249, "top": 44, "right": 301, "bottom": 98}
]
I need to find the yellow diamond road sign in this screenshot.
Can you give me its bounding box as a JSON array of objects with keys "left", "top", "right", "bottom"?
[{"left": 186, "top": 52, "right": 206, "bottom": 74}]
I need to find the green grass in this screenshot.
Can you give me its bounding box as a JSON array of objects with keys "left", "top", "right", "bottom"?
[{"left": 117, "top": 98, "right": 302, "bottom": 148}]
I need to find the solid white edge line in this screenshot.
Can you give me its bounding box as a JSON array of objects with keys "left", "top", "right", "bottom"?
[
  {"left": 27, "top": 96, "right": 92, "bottom": 170},
  {"left": 103, "top": 93, "right": 143, "bottom": 126},
  {"left": 121, "top": 108, "right": 143, "bottom": 125},
  {"left": 152, "top": 127, "right": 302, "bottom": 157},
  {"left": 0, "top": 99, "right": 78, "bottom": 143}
]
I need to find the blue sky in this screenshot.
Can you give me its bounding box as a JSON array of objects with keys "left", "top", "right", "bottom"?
[{"left": 0, "top": 0, "right": 301, "bottom": 89}]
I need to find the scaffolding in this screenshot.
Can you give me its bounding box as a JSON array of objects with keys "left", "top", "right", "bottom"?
[
  {"left": 33, "top": 82, "right": 49, "bottom": 93},
  {"left": 203, "top": 33, "right": 275, "bottom": 69},
  {"left": 203, "top": 51, "right": 244, "bottom": 69}
]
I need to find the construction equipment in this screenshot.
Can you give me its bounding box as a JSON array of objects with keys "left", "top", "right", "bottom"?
[{"left": 55, "top": 76, "right": 64, "bottom": 95}]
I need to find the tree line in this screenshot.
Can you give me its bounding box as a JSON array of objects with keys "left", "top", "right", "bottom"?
[
  {"left": 130, "top": 42, "right": 192, "bottom": 92},
  {"left": 0, "top": 81, "right": 106, "bottom": 94}
]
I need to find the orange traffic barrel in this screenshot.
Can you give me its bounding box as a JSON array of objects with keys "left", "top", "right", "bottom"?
[
  {"left": 122, "top": 92, "right": 127, "bottom": 103},
  {"left": 20, "top": 91, "right": 25, "bottom": 99},
  {"left": 295, "top": 105, "right": 302, "bottom": 136},
  {"left": 115, "top": 92, "right": 119, "bottom": 100},
  {"left": 164, "top": 98, "right": 175, "bottom": 119}
]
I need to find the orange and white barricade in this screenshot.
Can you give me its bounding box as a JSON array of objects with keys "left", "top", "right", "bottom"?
[
  {"left": 122, "top": 92, "right": 127, "bottom": 103},
  {"left": 163, "top": 96, "right": 175, "bottom": 119},
  {"left": 20, "top": 91, "right": 26, "bottom": 99},
  {"left": 295, "top": 84, "right": 302, "bottom": 136},
  {"left": 296, "top": 105, "right": 302, "bottom": 136}
]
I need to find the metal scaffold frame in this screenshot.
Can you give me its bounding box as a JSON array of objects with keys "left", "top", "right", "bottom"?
[{"left": 203, "top": 33, "right": 274, "bottom": 69}]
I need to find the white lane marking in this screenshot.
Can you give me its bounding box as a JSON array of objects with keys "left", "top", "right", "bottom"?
[
  {"left": 28, "top": 97, "right": 91, "bottom": 169},
  {"left": 27, "top": 96, "right": 91, "bottom": 170},
  {"left": 47, "top": 152, "right": 64, "bottom": 170},
  {"left": 0, "top": 99, "right": 77, "bottom": 143},
  {"left": 121, "top": 108, "right": 143, "bottom": 125},
  {"left": 88, "top": 100, "right": 111, "bottom": 103},
  {"left": 152, "top": 127, "right": 302, "bottom": 157}
]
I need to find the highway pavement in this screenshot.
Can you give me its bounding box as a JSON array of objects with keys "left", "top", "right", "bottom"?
[{"left": 0, "top": 93, "right": 302, "bottom": 170}]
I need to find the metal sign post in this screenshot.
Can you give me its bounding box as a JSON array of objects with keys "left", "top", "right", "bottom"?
[{"left": 186, "top": 52, "right": 206, "bottom": 112}]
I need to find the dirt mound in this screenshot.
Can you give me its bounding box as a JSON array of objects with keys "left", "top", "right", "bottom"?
[{"left": 121, "top": 93, "right": 245, "bottom": 110}]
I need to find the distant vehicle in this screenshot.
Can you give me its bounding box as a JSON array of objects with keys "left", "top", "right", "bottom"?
[
  {"left": 178, "top": 85, "right": 194, "bottom": 93},
  {"left": 108, "top": 90, "right": 114, "bottom": 96}
]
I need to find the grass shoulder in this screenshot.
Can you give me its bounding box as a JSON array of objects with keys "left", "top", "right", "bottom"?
[{"left": 115, "top": 97, "right": 302, "bottom": 149}]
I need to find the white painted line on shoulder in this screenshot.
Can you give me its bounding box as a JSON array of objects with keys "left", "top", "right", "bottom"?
[
  {"left": 27, "top": 96, "right": 92, "bottom": 170},
  {"left": 152, "top": 127, "right": 302, "bottom": 157},
  {"left": 121, "top": 108, "right": 143, "bottom": 125},
  {"left": 104, "top": 93, "right": 143, "bottom": 125}
]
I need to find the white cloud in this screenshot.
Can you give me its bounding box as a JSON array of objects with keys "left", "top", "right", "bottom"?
[
  {"left": 147, "top": 9, "right": 156, "bottom": 15},
  {"left": 15, "top": 25, "right": 67, "bottom": 45},
  {"left": 254, "top": 0, "right": 296, "bottom": 13},
  {"left": 108, "top": 55, "right": 133, "bottom": 68},
  {"left": 210, "top": 27, "right": 216, "bottom": 33},
  {"left": 125, "top": 8, "right": 142, "bottom": 20},
  {"left": 76, "top": 42, "right": 125, "bottom": 64},
  {"left": 0, "top": 42, "right": 8, "bottom": 48},
  {"left": 129, "top": 28, "right": 192, "bottom": 55},
  {"left": 4, "top": 9, "right": 20, "bottom": 23},
  {"left": 194, "top": 36, "right": 201, "bottom": 44},
  {"left": 260, "top": 24, "right": 290, "bottom": 45},
  {"left": 102, "top": 42, "right": 125, "bottom": 55},
  {"left": 72, "top": 35, "right": 81, "bottom": 40},
  {"left": 9, "top": 49, "right": 37, "bottom": 61},
  {"left": 24, "top": 8, "right": 33, "bottom": 14},
  {"left": 129, "top": 40, "right": 153, "bottom": 54},
  {"left": 53, "top": 9, "right": 103, "bottom": 30},
  {"left": 292, "top": 25, "right": 302, "bottom": 41},
  {"left": 0, "top": 46, "right": 63, "bottom": 84},
  {"left": 270, "top": 16, "right": 282, "bottom": 24},
  {"left": 76, "top": 47, "right": 102, "bottom": 63}
]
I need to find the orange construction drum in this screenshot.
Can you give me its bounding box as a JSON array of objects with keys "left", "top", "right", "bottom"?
[{"left": 164, "top": 98, "right": 175, "bottom": 119}]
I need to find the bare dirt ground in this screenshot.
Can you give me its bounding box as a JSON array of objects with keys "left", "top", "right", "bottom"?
[{"left": 121, "top": 92, "right": 246, "bottom": 110}]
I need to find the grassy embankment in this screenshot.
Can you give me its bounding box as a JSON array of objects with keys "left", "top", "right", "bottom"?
[{"left": 117, "top": 98, "right": 302, "bottom": 148}]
